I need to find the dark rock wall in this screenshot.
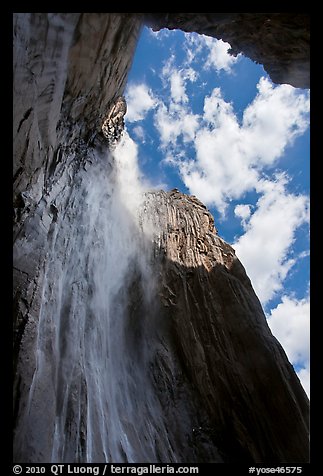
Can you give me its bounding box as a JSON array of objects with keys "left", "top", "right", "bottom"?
[
  {"left": 13, "top": 13, "right": 309, "bottom": 463},
  {"left": 145, "top": 13, "right": 310, "bottom": 89},
  {"left": 13, "top": 13, "right": 141, "bottom": 201},
  {"left": 14, "top": 147, "right": 220, "bottom": 463},
  {"left": 13, "top": 13, "right": 142, "bottom": 462},
  {"left": 13, "top": 11, "right": 141, "bottom": 370}
]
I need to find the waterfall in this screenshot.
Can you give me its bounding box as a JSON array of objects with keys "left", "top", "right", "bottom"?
[
  {"left": 14, "top": 132, "right": 167, "bottom": 463},
  {"left": 12, "top": 128, "right": 310, "bottom": 465}
]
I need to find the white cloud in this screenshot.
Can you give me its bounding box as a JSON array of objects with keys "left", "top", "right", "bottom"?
[
  {"left": 146, "top": 39, "right": 310, "bottom": 334},
  {"left": 154, "top": 102, "right": 199, "bottom": 148},
  {"left": 125, "top": 83, "right": 156, "bottom": 122},
  {"left": 148, "top": 27, "right": 171, "bottom": 40},
  {"left": 152, "top": 69, "right": 310, "bottom": 305},
  {"left": 172, "top": 78, "right": 309, "bottom": 213},
  {"left": 169, "top": 69, "right": 198, "bottom": 104},
  {"left": 297, "top": 367, "right": 310, "bottom": 398},
  {"left": 162, "top": 57, "right": 198, "bottom": 105},
  {"left": 267, "top": 295, "right": 310, "bottom": 397},
  {"left": 184, "top": 34, "right": 240, "bottom": 73},
  {"left": 203, "top": 87, "right": 235, "bottom": 125},
  {"left": 234, "top": 204, "right": 252, "bottom": 227},
  {"left": 203, "top": 37, "right": 240, "bottom": 73},
  {"left": 267, "top": 295, "right": 310, "bottom": 366},
  {"left": 153, "top": 60, "right": 201, "bottom": 150},
  {"left": 132, "top": 125, "right": 146, "bottom": 143},
  {"left": 170, "top": 69, "right": 188, "bottom": 103},
  {"left": 298, "top": 250, "right": 310, "bottom": 259},
  {"left": 233, "top": 176, "right": 309, "bottom": 304},
  {"left": 241, "top": 78, "right": 310, "bottom": 166}
]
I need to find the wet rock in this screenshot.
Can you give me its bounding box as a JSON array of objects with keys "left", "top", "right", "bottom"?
[{"left": 13, "top": 13, "right": 309, "bottom": 464}]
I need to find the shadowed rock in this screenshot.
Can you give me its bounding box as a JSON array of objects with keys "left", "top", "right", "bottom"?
[
  {"left": 13, "top": 13, "right": 310, "bottom": 463},
  {"left": 143, "top": 190, "right": 309, "bottom": 462},
  {"left": 145, "top": 13, "right": 310, "bottom": 89}
]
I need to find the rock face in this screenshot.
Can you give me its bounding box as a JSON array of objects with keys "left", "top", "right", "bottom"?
[
  {"left": 13, "top": 13, "right": 142, "bottom": 462},
  {"left": 13, "top": 11, "right": 141, "bottom": 391},
  {"left": 144, "top": 190, "right": 309, "bottom": 462},
  {"left": 101, "top": 96, "right": 127, "bottom": 147},
  {"left": 13, "top": 13, "right": 310, "bottom": 463},
  {"left": 145, "top": 13, "right": 310, "bottom": 89}
]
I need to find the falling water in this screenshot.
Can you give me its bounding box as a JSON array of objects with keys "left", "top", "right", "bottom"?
[{"left": 14, "top": 132, "right": 174, "bottom": 463}]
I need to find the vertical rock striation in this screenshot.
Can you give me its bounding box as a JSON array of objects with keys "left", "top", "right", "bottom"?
[
  {"left": 13, "top": 12, "right": 141, "bottom": 364},
  {"left": 143, "top": 190, "right": 309, "bottom": 462},
  {"left": 13, "top": 13, "right": 142, "bottom": 462},
  {"left": 13, "top": 13, "right": 309, "bottom": 463}
]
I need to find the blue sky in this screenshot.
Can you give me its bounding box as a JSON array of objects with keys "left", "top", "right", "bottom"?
[{"left": 122, "top": 27, "right": 310, "bottom": 396}]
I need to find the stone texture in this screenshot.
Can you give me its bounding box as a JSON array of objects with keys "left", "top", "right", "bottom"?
[
  {"left": 13, "top": 13, "right": 141, "bottom": 200},
  {"left": 13, "top": 13, "right": 310, "bottom": 463},
  {"left": 13, "top": 12, "right": 141, "bottom": 354},
  {"left": 13, "top": 13, "right": 142, "bottom": 461},
  {"left": 144, "top": 190, "right": 309, "bottom": 462},
  {"left": 145, "top": 13, "right": 310, "bottom": 88},
  {"left": 101, "top": 96, "right": 127, "bottom": 147}
]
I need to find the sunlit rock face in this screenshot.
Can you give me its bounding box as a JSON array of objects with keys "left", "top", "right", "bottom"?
[
  {"left": 13, "top": 13, "right": 309, "bottom": 463},
  {"left": 101, "top": 96, "right": 127, "bottom": 147},
  {"left": 144, "top": 190, "right": 309, "bottom": 463}
]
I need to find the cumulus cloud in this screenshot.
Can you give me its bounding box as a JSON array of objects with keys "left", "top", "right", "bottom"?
[
  {"left": 129, "top": 31, "right": 310, "bottom": 399},
  {"left": 154, "top": 103, "right": 199, "bottom": 148},
  {"left": 234, "top": 204, "right": 252, "bottom": 227},
  {"left": 176, "top": 78, "right": 310, "bottom": 213},
  {"left": 241, "top": 78, "right": 310, "bottom": 166},
  {"left": 233, "top": 176, "right": 309, "bottom": 304},
  {"left": 267, "top": 295, "right": 310, "bottom": 397},
  {"left": 153, "top": 63, "right": 200, "bottom": 149},
  {"left": 170, "top": 69, "right": 188, "bottom": 103},
  {"left": 162, "top": 57, "right": 198, "bottom": 105},
  {"left": 148, "top": 27, "right": 171, "bottom": 40},
  {"left": 132, "top": 125, "right": 146, "bottom": 143},
  {"left": 126, "top": 83, "right": 156, "bottom": 122},
  {"left": 185, "top": 34, "right": 240, "bottom": 73},
  {"left": 168, "top": 68, "right": 197, "bottom": 104},
  {"left": 267, "top": 295, "right": 310, "bottom": 367},
  {"left": 153, "top": 67, "right": 310, "bottom": 305},
  {"left": 203, "top": 37, "right": 240, "bottom": 73},
  {"left": 184, "top": 33, "right": 205, "bottom": 63}
]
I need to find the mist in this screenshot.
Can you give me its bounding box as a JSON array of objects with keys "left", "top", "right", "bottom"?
[{"left": 14, "top": 135, "right": 167, "bottom": 462}]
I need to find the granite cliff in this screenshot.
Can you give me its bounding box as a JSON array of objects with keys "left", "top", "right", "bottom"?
[
  {"left": 143, "top": 190, "right": 309, "bottom": 462},
  {"left": 13, "top": 13, "right": 309, "bottom": 463}
]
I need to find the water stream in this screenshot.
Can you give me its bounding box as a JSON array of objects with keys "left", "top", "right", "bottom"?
[{"left": 15, "top": 134, "right": 170, "bottom": 462}]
